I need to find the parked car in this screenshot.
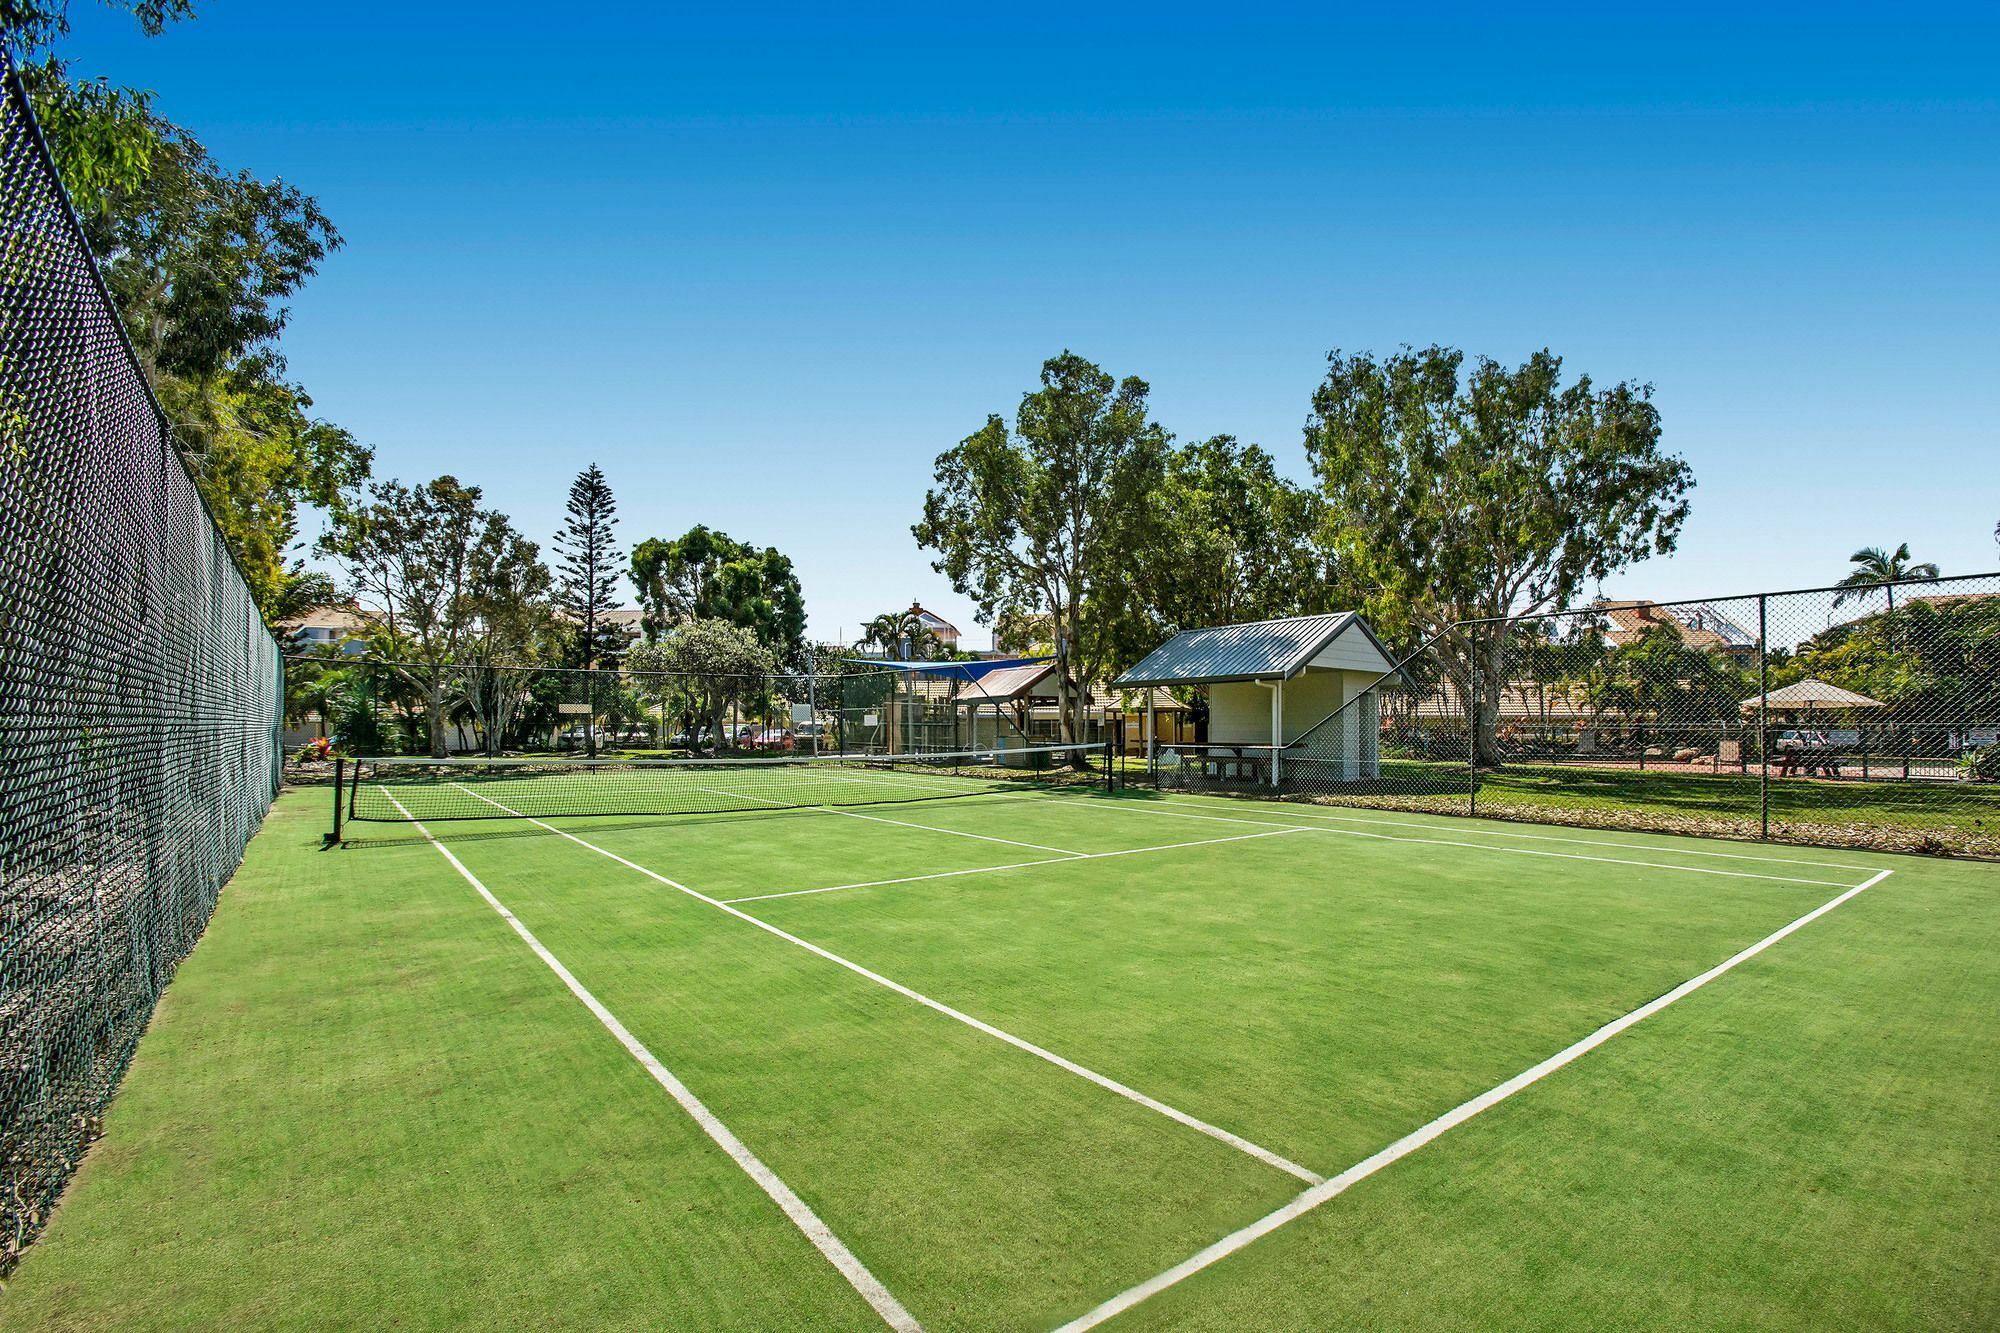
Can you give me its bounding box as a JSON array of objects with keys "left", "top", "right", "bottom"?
[{"left": 744, "top": 728, "right": 795, "bottom": 752}]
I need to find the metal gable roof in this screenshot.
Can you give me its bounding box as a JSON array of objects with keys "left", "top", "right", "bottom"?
[{"left": 1112, "top": 612, "right": 1368, "bottom": 687}]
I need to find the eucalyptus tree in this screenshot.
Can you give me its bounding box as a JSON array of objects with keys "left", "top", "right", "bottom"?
[
  {"left": 631, "top": 525, "right": 807, "bottom": 665},
  {"left": 7, "top": 1, "right": 368, "bottom": 617},
  {"left": 914, "top": 352, "right": 1168, "bottom": 752},
  {"left": 317, "top": 477, "right": 549, "bottom": 757},
  {"left": 1306, "top": 346, "right": 1692, "bottom": 767}
]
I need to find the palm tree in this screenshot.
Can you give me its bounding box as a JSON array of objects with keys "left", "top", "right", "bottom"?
[
  {"left": 855, "top": 607, "right": 942, "bottom": 660},
  {"left": 1833, "top": 543, "right": 1938, "bottom": 613}
]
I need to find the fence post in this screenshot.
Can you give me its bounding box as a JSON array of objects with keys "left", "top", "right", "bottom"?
[
  {"left": 1104, "top": 736, "right": 1116, "bottom": 794},
  {"left": 1758, "top": 594, "right": 1770, "bottom": 839},
  {"left": 1466, "top": 653, "right": 1479, "bottom": 818}
]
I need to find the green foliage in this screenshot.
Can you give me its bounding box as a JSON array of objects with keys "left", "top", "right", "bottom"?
[
  {"left": 1305, "top": 346, "right": 1692, "bottom": 763},
  {"left": 1113, "top": 434, "right": 1343, "bottom": 663},
  {"left": 1960, "top": 746, "right": 2000, "bottom": 783},
  {"left": 317, "top": 477, "right": 551, "bottom": 757},
  {"left": 914, "top": 351, "right": 1169, "bottom": 745},
  {"left": 7, "top": 2, "right": 363, "bottom": 619},
  {"left": 1830, "top": 543, "right": 1940, "bottom": 611},
  {"left": 153, "top": 367, "right": 371, "bottom": 612},
  {"left": 631, "top": 525, "right": 806, "bottom": 664},
  {"left": 857, "top": 606, "right": 944, "bottom": 659},
  {"left": 625, "top": 619, "right": 777, "bottom": 752},
  {"left": 1780, "top": 596, "right": 2000, "bottom": 721},
  {"left": 552, "top": 463, "right": 625, "bottom": 668}
]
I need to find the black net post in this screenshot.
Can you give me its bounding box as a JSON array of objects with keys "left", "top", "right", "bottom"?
[{"left": 329, "top": 755, "right": 346, "bottom": 846}]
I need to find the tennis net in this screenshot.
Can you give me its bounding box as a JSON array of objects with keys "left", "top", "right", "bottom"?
[{"left": 339, "top": 743, "right": 1109, "bottom": 831}]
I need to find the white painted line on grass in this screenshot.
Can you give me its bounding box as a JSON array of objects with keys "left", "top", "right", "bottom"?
[
  {"left": 377, "top": 789, "right": 921, "bottom": 1333},
  {"left": 1051, "top": 866, "right": 1896, "bottom": 1332},
  {"left": 722, "top": 828, "right": 1311, "bottom": 904},
  {"left": 1143, "top": 797, "right": 1881, "bottom": 872},
  {"left": 1043, "top": 798, "right": 1862, "bottom": 890},
  {"left": 444, "top": 784, "right": 1324, "bottom": 1186}
]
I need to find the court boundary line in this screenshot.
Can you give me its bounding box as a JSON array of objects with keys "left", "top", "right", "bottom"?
[
  {"left": 1051, "top": 865, "right": 1896, "bottom": 1332},
  {"left": 1040, "top": 797, "right": 1864, "bottom": 890},
  {"left": 720, "top": 827, "right": 1310, "bottom": 904},
  {"left": 376, "top": 791, "right": 921, "bottom": 1332},
  {"left": 438, "top": 783, "right": 1324, "bottom": 1185},
  {"left": 1134, "top": 796, "right": 1880, "bottom": 871}
]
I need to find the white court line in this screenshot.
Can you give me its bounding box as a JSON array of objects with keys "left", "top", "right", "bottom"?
[
  {"left": 1053, "top": 866, "right": 1897, "bottom": 1332},
  {"left": 693, "top": 783, "right": 1089, "bottom": 857},
  {"left": 1140, "top": 797, "right": 1880, "bottom": 872},
  {"left": 1039, "top": 798, "right": 1862, "bottom": 890},
  {"left": 377, "top": 789, "right": 920, "bottom": 1332},
  {"left": 722, "top": 828, "right": 1310, "bottom": 904},
  {"left": 443, "top": 783, "right": 1323, "bottom": 1185}
]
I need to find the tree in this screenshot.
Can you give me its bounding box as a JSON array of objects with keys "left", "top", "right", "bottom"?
[
  {"left": 458, "top": 537, "right": 555, "bottom": 757},
  {"left": 1306, "top": 346, "right": 1691, "bottom": 767},
  {"left": 914, "top": 352, "right": 1169, "bottom": 754},
  {"left": 1114, "top": 435, "right": 1343, "bottom": 665},
  {"left": 856, "top": 606, "right": 944, "bottom": 660},
  {"left": 7, "top": 1, "right": 368, "bottom": 617},
  {"left": 1832, "top": 543, "right": 1939, "bottom": 613},
  {"left": 626, "top": 620, "right": 776, "bottom": 755},
  {"left": 552, "top": 464, "right": 622, "bottom": 756},
  {"left": 317, "top": 477, "right": 549, "bottom": 757},
  {"left": 630, "top": 525, "right": 806, "bottom": 663}
]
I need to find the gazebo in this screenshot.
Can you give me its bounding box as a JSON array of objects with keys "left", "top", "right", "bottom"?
[{"left": 1113, "top": 612, "right": 1399, "bottom": 787}]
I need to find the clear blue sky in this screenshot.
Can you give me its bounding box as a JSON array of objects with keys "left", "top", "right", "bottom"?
[{"left": 61, "top": 2, "right": 2000, "bottom": 645}]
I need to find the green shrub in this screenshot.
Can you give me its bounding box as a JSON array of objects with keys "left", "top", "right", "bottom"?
[{"left": 1958, "top": 744, "right": 2000, "bottom": 783}]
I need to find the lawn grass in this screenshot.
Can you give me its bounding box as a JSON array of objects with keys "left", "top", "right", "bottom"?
[{"left": 4, "top": 783, "right": 1994, "bottom": 1330}]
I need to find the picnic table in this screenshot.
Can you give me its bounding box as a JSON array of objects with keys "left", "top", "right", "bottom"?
[
  {"left": 1193, "top": 744, "right": 1271, "bottom": 784},
  {"left": 1773, "top": 730, "right": 1845, "bottom": 778}
]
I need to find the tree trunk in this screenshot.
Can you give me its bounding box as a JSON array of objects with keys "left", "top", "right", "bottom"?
[
  {"left": 427, "top": 685, "right": 449, "bottom": 759},
  {"left": 1472, "top": 632, "right": 1507, "bottom": 769}
]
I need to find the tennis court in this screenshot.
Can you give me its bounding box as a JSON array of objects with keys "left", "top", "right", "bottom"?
[{"left": 7, "top": 750, "right": 1995, "bottom": 1330}]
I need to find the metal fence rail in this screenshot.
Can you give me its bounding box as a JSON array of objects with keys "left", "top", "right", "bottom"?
[
  {"left": 1141, "top": 574, "right": 2000, "bottom": 858},
  {"left": 0, "top": 52, "right": 282, "bottom": 1270}
]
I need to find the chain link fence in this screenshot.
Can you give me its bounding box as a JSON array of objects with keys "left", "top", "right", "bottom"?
[
  {"left": 280, "top": 657, "right": 1097, "bottom": 764},
  {"left": 1, "top": 54, "right": 283, "bottom": 1271},
  {"left": 1140, "top": 574, "right": 2000, "bottom": 857}
]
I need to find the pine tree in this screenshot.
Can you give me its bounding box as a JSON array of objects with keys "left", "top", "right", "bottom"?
[{"left": 553, "top": 464, "right": 622, "bottom": 755}]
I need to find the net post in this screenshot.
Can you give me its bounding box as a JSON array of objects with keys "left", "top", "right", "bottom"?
[
  {"left": 1103, "top": 736, "right": 1115, "bottom": 794},
  {"left": 327, "top": 755, "right": 345, "bottom": 846}
]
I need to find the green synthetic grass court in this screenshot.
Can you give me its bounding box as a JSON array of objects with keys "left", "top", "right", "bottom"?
[{"left": 5, "top": 779, "right": 1996, "bottom": 1330}]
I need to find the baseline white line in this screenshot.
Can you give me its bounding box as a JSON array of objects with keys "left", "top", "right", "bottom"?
[
  {"left": 377, "top": 789, "right": 920, "bottom": 1332},
  {"left": 1040, "top": 798, "right": 1861, "bottom": 890},
  {"left": 721, "top": 828, "right": 1310, "bottom": 904},
  {"left": 1142, "top": 797, "right": 1880, "bottom": 872},
  {"left": 1052, "top": 866, "right": 1895, "bottom": 1332},
  {"left": 443, "top": 784, "right": 1323, "bottom": 1185},
  {"left": 692, "top": 783, "right": 1089, "bottom": 857}
]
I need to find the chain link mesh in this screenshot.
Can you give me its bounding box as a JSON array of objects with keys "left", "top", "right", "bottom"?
[
  {"left": 1141, "top": 575, "right": 2000, "bottom": 856},
  {"left": 281, "top": 659, "right": 1105, "bottom": 762},
  {"left": 0, "top": 53, "right": 282, "bottom": 1270}
]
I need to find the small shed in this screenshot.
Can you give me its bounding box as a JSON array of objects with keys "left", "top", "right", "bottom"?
[{"left": 1113, "top": 612, "right": 1400, "bottom": 786}]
